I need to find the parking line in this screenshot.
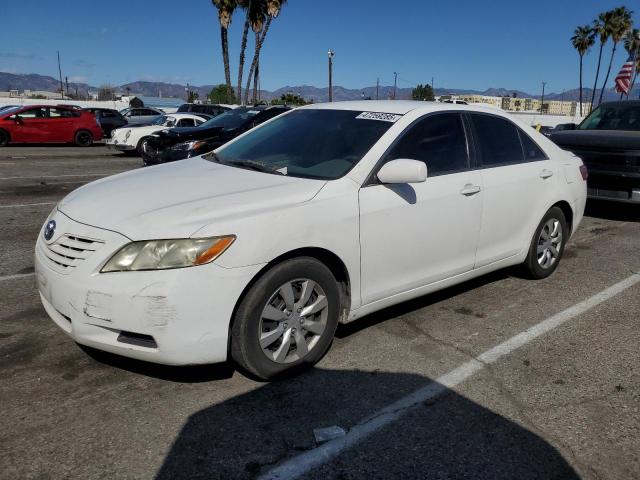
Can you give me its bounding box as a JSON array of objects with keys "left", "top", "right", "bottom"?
[
  {"left": 0, "top": 272, "right": 35, "bottom": 282},
  {"left": 0, "top": 172, "right": 121, "bottom": 180},
  {"left": 0, "top": 202, "right": 56, "bottom": 209},
  {"left": 260, "top": 272, "right": 640, "bottom": 480}
]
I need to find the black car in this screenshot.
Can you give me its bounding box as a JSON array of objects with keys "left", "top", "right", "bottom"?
[
  {"left": 549, "top": 101, "right": 640, "bottom": 204},
  {"left": 177, "top": 103, "right": 230, "bottom": 117},
  {"left": 82, "top": 108, "right": 127, "bottom": 137},
  {"left": 142, "top": 105, "right": 290, "bottom": 165}
]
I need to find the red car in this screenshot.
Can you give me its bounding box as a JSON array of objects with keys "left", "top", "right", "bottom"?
[{"left": 0, "top": 105, "right": 103, "bottom": 147}]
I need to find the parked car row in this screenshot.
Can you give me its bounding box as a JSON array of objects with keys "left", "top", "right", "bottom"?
[{"left": 36, "top": 101, "right": 588, "bottom": 380}]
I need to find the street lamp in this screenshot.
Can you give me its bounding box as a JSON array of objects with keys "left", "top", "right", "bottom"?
[
  {"left": 328, "top": 49, "right": 334, "bottom": 102},
  {"left": 393, "top": 72, "right": 398, "bottom": 100}
]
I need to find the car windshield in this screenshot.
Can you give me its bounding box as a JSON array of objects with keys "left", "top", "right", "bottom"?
[
  {"left": 578, "top": 104, "right": 640, "bottom": 131},
  {"left": 209, "top": 109, "right": 396, "bottom": 180},
  {"left": 199, "top": 107, "right": 263, "bottom": 130},
  {"left": 151, "top": 115, "right": 176, "bottom": 126}
]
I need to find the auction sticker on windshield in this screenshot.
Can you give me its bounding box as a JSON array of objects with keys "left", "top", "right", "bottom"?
[{"left": 355, "top": 112, "right": 402, "bottom": 122}]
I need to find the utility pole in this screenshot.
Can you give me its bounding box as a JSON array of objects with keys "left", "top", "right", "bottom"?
[
  {"left": 393, "top": 72, "right": 398, "bottom": 100},
  {"left": 540, "top": 81, "right": 547, "bottom": 113},
  {"left": 57, "top": 51, "right": 64, "bottom": 100},
  {"left": 65, "top": 76, "right": 69, "bottom": 98},
  {"left": 431, "top": 76, "right": 434, "bottom": 92},
  {"left": 328, "top": 49, "right": 334, "bottom": 102},
  {"left": 376, "top": 77, "right": 379, "bottom": 100}
]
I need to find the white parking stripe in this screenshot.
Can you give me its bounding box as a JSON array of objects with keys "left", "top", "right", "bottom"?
[
  {"left": 0, "top": 272, "right": 35, "bottom": 282},
  {"left": 0, "top": 172, "right": 121, "bottom": 180},
  {"left": 0, "top": 202, "right": 55, "bottom": 209},
  {"left": 261, "top": 272, "right": 640, "bottom": 480}
]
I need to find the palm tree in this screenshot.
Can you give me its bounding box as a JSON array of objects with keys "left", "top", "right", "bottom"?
[
  {"left": 623, "top": 28, "right": 640, "bottom": 97},
  {"left": 571, "top": 25, "right": 595, "bottom": 115},
  {"left": 590, "top": 13, "right": 612, "bottom": 110},
  {"left": 598, "top": 6, "right": 634, "bottom": 106},
  {"left": 212, "top": 0, "right": 237, "bottom": 102},
  {"left": 243, "top": 0, "right": 287, "bottom": 105}
]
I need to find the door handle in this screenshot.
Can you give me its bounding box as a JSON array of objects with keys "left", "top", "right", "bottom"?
[
  {"left": 539, "top": 169, "right": 554, "bottom": 179},
  {"left": 460, "top": 184, "right": 481, "bottom": 196}
]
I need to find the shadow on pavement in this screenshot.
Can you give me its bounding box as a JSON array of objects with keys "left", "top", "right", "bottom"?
[
  {"left": 585, "top": 199, "right": 640, "bottom": 222},
  {"left": 156, "top": 368, "right": 580, "bottom": 480}
]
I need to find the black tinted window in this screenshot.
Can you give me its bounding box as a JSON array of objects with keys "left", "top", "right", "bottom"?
[
  {"left": 177, "top": 118, "right": 195, "bottom": 127},
  {"left": 387, "top": 113, "right": 469, "bottom": 176},
  {"left": 518, "top": 130, "right": 547, "bottom": 161},
  {"left": 471, "top": 114, "right": 524, "bottom": 167}
]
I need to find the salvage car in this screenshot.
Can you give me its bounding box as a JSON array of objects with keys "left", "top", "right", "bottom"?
[
  {"left": 106, "top": 113, "right": 209, "bottom": 155},
  {"left": 550, "top": 101, "right": 640, "bottom": 203},
  {"left": 119, "top": 107, "right": 164, "bottom": 125},
  {"left": 82, "top": 108, "right": 127, "bottom": 137},
  {"left": 141, "top": 105, "right": 289, "bottom": 165},
  {"left": 35, "top": 101, "right": 587, "bottom": 379},
  {"left": 0, "top": 104, "right": 102, "bottom": 146}
]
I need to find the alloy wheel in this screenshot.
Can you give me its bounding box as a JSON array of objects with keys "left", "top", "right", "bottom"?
[
  {"left": 258, "top": 279, "right": 329, "bottom": 364},
  {"left": 537, "top": 218, "right": 563, "bottom": 269}
]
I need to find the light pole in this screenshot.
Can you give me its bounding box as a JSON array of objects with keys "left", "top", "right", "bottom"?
[
  {"left": 393, "top": 72, "right": 398, "bottom": 100},
  {"left": 185, "top": 83, "right": 190, "bottom": 102},
  {"left": 540, "top": 81, "right": 547, "bottom": 113},
  {"left": 328, "top": 49, "right": 334, "bottom": 102},
  {"left": 376, "top": 77, "right": 379, "bottom": 100}
]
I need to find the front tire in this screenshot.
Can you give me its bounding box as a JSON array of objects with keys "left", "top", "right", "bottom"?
[
  {"left": 523, "top": 206, "right": 568, "bottom": 279},
  {"left": 231, "top": 257, "right": 341, "bottom": 380},
  {"left": 0, "top": 129, "right": 10, "bottom": 146},
  {"left": 74, "top": 130, "right": 93, "bottom": 147}
]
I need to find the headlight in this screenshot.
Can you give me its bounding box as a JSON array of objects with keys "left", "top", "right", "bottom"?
[
  {"left": 171, "top": 140, "right": 205, "bottom": 151},
  {"left": 101, "top": 236, "right": 235, "bottom": 272}
]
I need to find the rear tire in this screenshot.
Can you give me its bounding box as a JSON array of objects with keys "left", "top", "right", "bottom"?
[
  {"left": 0, "top": 129, "right": 9, "bottom": 146},
  {"left": 231, "top": 257, "right": 341, "bottom": 380},
  {"left": 523, "top": 206, "right": 568, "bottom": 279},
  {"left": 74, "top": 130, "right": 93, "bottom": 147}
]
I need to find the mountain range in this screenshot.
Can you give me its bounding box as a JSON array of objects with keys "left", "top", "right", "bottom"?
[{"left": 1, "top": 71, "right": 637, "bottom": 104}]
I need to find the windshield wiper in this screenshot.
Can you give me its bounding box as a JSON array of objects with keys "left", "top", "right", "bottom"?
[{"left": 224, "top": 160, "right": 284, "bottom": 175}]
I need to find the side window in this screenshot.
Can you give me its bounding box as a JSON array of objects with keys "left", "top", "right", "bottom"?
[
  {"left": 17, "top": 108, "right": 47, "bottom": 119},
  {"left": 101, "top": 110, "right": 116, "bottom": 118},
  {"left": 143, "top": 109, "right": 158, "bottom": 116},
  {"left": 470, "top": 114, "right": 524, "bottom": 167},
  {"left": 518, "top": 130, "right": 547, "bottom": 161},
  {"left": 49, "top": 108, "right": 73, "bottom": 118},
  {"left": 386, "top": 113, "right": 469, "bottom": 176},
  {"left": 177, "top": 118, "right": 195, "bottom": 127}
]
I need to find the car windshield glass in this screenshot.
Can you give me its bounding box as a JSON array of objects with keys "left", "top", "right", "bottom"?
[
  {"left": 578, "top": 104, "right": 640, "bottom": 131},
  {"left": 151, "top": 115, "right": 169, "bottom": 125},
  {"left": 209, "top": 109, "right": 396, "bottom": 180},
  {"left": 199, "top": 107, "right": 262, "bottom": 130}
]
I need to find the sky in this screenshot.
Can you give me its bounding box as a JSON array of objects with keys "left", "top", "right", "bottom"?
[{"left": 1, "top": 0, "right": 637, "bottom": 95}]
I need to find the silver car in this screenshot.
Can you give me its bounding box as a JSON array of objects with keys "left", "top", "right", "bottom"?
[{"left": 119, "top": 107, "right": 164, "bottom": 125}]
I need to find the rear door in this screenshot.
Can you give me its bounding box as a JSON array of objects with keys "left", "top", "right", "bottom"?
[
  {"left": 468, "top": 113, "right": 556, "bottom": 267},
  {"left": 47, "top": 107, "right": 75, "bottom": 142}
]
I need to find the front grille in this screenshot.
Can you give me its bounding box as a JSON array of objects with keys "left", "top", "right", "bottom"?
[
  {"left": 42, "top": 234, "right": 104, "bottom": 271},
  {"left": 566, "top": 147, "right": 640, "bottom": 174}
]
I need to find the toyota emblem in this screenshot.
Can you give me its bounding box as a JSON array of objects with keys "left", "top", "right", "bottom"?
[{"left": 44, "top": 220, "right": 56, "bottom": 241}]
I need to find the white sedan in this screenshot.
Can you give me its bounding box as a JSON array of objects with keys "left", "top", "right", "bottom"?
[
  {"left": 106, "top": 113, "right": 208, "bottom": 155},
  {"left": 35, "top": 101, "right": 587, "bottom": 379}
]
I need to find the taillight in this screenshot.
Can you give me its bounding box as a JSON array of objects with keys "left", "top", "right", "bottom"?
[{"left": 579, "top": 164, "right": 588, "bottom": 181}]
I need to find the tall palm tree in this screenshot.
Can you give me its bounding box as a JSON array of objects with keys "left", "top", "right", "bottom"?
[
  {"left": 243, "top": 0, "right": 287, "bottom": 105},
  {"left": 212, "top": 0, "right": 237, "bottom": 102},
  {"left": 571, "top": 25, "right": 595, "bottom": 115},
  {"left": 623, "top": 28, "right": 640, "bottom": 97},
  {"left": 598, "top": 6, "right": 634, "bottom": 105},
  {"left": 590, "top": 13, "right": 612, "bottom": 109}
]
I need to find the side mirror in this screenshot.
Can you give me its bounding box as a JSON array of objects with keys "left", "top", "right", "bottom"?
[{"left": 377, "top": 159, "right": 427, "bottom": 184}]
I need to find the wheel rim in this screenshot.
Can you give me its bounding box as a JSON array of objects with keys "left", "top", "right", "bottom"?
[
  {"left": 258, "top": 279, "right": 329, "bottom": 364},
  {"left": 78, "top": 132, "right": 91, "bottom": 145},
  {"left": 537, "top": 218, "right": 563, "bottom": 269}
]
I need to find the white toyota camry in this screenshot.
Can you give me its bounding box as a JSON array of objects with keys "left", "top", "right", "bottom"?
[
  {"left": 106, "top": 113, "right": 209, "bottom": 155},
  {"left": 35, "top": 101, "right": 587, "bottom": 379}
]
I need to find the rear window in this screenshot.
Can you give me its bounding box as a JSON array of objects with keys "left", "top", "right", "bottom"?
[{"left": 470, "top": 114, "right": 524, "bottom": 167}]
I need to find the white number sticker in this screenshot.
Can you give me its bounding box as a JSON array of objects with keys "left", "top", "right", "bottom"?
[{"left": 356, "top": 111, "right": 402, "bottom": 123}]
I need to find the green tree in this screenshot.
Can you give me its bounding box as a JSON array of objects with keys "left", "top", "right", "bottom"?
[
  {"left": 270, "top": 92, "right": 307, "bottom": 105},
  {"left": 412, "top": 84, "right": 434, "bottom": 101},
  {"left": 188, "top": 91, "right": 199, "bottom": 103},
  {"left": 599, "top": 6, "right": 633, "bottom": 105},
  {"left": 571, "top": 24, "right": 596, "bottom": 115},
  {"left": 212, "top": 0, "right": 237, "bottom": 102},
  {"left": 208, "top": 84, "right": 236, "bottom": 104},
  {"left": 590, "top": 12, "right": 613, "bottom": 109}
]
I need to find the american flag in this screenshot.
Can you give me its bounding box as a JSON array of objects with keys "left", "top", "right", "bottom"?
[{"left": 614, "top": 53, "right": 635, "bottom": 94}]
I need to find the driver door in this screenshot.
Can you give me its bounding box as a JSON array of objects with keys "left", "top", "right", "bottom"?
[
  {"left": 359, "top": 112, "right": 483, "bottom": 304},
  {"left": 11, "top": 107, "right": 50, "bottom": 142}
]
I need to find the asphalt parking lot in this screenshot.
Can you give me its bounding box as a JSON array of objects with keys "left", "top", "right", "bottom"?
[{"left": 1, "top": 145, "right": 639, "bottom": 480}]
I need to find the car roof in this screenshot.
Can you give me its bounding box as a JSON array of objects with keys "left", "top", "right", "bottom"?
[
  {"left": 167, "top": 113, "right": 209, "bottom": 120},
  {"left": 302, "top": 100, "right": 505, "bottom": 116}
]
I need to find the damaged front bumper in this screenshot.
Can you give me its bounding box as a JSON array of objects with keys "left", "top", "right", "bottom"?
[{"left": 34, "top": 210, "right": 263, "bottom": 365}]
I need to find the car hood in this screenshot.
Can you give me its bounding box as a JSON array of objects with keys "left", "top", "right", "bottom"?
[
  {"left": 58, "top": 158, "right": 327, "bottom": 240},
  {"left": 156, "top": 125, "right": 226, "bottom": 142},
  {"left": 549, "top": 130, "right": 640, "bottom": 151}
]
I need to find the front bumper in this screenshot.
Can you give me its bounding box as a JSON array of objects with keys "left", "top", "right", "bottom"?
[
  {"left": 106, "top": 139, "right": 135, "bottom": 151},
  {"left": 35, "top": 210, "right": 263, "bottom": 365}
]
